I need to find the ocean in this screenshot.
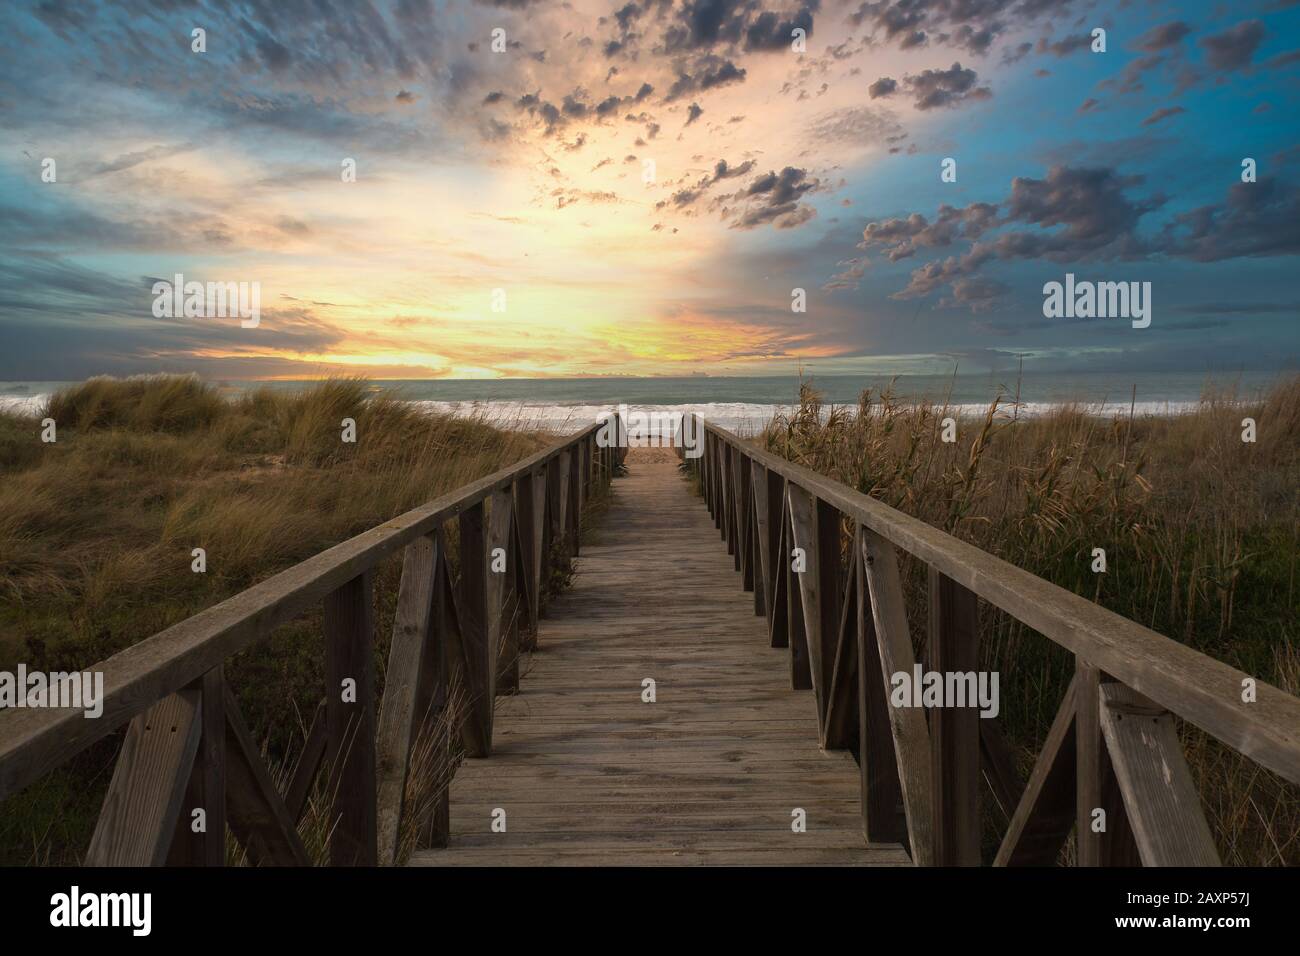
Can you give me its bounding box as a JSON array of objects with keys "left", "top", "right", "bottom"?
[{"left": 0, "top": 369, "right": 1287, "bottom": 436}]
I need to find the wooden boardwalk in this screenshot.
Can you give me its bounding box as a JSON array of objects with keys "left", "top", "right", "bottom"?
[
  {"left": 409, "top": 460, "right": 909, "bottom": 866},
  {"left": 6, "top": 415, "right": 1294, "bottom": 868}
]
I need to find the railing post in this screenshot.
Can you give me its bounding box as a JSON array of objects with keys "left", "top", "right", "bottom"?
[
  {"left": 927, "top": 568, "right": 981, "bottom": 866},
  {"left": 568, "top": 443, "right": 581, "bottom": 557},
  {"left": 1075, "top": 661, "right": 1140, "bottom": 865},
  {"left": 856, "top": 525, "right": 907, "bottom": 846},
  {"left": 515, "top": 472, "right": 540, "bottom": 642},
  {"left": 458, "top": 501, "right": 494, "bottom": 756},
  {"left": 375, "top": 535, "right": 439, "bottom": 865},
  {"left": 324, "top": 571, "right": 378, "bottom": 866},
  {"left": 169, "top": 667, "right": 227, "bottom": 866},
  {"left": 488, "top": 489, "right": 517, "bottom": 695}
]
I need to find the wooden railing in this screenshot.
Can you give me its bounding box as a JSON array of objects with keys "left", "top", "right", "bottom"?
[
  {"left": 0, "top": 418, "right": 618, "bottom": 866},
  {"left": 689, "top": 417, "right": 1300, "bottom": 866}
]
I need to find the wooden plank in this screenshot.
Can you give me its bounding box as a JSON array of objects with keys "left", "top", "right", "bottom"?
[
  {"left": 556, "top": 450, "right": 572, "bottom": 557},
  {"left": 376, "top": 535, "right": 438, "bottom": 866},
  {"left": 927, "top": 568, "right": 981, "bottom": 866},
  {"left": 567, "top": 444, "right": 581, "bottom": 557},
  {"left": 699, "top": 422, "right": 1300, "bottom": 787},
  {"left": 730, "top": 446, "right": 744, "bottom": 571},
  {"left": 86, "top": 687, "right": 202, "bottom": 866},
  {"left": 492, "top": 489, "right": 520, "bottom": 695},
  {"left": 854, "top": 527, "right": 907, "bottom": 846},
  {"left": 739, "top": 454, "right": 754, "bottom": 592},
  {"left": 823, "top": 545, "right": 859, "bottom": 751},
  {"left": 223, "top": 683, "right": 311, "bottom": 866},
  {"left": 324, "top": 572, "right": 378, "bottom": 866},
  {"left": 768, "top": 486, "right": 790, "bottom": 649},
  {"left": 515, "top": 472, "right": 539, "bottom": 640},
  {"left": 0, "top": 424, "right": 601, "bottom": 803},
  {"left": 860, "top": 528, "right": 935, "bottom": 866},
  {"left": 530, "top": 469, "right": 548, "bottom": 624},
  {"left": 750, "top": 459, "right": 771, "bottom": 618},
  {"left": 285, "top": 700, "right": 327, "bottom": 824},
  {"left": 457, "top": 502, "right": 494, "bottom": 756},
  {"left": 168, "top": 668, "right": 226, "bottom": 866},
  {"left": 994, "top": 677, "right": 1077, "bottom": 866},
  {"left": 1076, "top": 661, "right": 1139, "bottom": 865},
  {"left": 784, "top": 493, "right": 812, "bottom": 691},
  {"left": 436, "top": 530, "right": 486, "bottom": 757},
  {"left": 1099, "top": 683, "right": 1221, "bottom": 866}
]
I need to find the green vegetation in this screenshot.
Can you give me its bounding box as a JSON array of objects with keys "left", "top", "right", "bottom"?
[
  {"left": 760, "top": 375, "right": 1300, "bottom": 865},
  {"left": 0, "top": 374, "right": 567, "bottom": 865}
]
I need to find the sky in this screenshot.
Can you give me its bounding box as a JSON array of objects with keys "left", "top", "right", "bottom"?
[{"left": 0, "top": 0, "right": 1297, "bottom": 381}]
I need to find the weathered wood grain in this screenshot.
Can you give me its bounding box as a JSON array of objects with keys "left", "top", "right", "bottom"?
[
  {"left": 86, "top": 687, "right": 202, "bottom": 866},
  {"left": 1099, "top": 683, "right": 1221, "bottom": 866},
  {"left": 411, "top": 462, "right": 907, "bottom": 868},
  {"left": 860, "top": 529, "right": 936, "bottom": 866},
  {"left": 324, "top": 571, "right": 378, "bottom": 866},
  {"left": 376, "top": 535, "right": 438, "bottom": 866}
]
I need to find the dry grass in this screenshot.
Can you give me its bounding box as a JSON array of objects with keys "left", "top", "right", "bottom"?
[
  {"left": 0, "top": 374, "right": 565, "bottom": 865},
  {"left": 759, "top": 374, "right": 1300, "bottom": 865}
]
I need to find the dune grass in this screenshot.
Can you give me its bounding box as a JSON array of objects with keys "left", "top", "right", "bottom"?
[
  {"left": 0, "top": 374, "right": 568, "bottom": 865},
  {"left": 758, "top": 374, "right": 1300, "bottom": 865}
]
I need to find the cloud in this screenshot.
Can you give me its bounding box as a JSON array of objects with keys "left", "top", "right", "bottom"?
[
  {"left": 730, "top": 166, "right": 821, "bottom": 229},
  {"left": 664, "top": 57, "right": 747, "bottom": 100},
  {"left": 809, "top": 104, "right": 903, "bottom": 144},
  {"left": 1199, "top": 19, "right": 1266, "bottom": 71},
  {"left": 662, "top": 0, "right": 818, "bottom": 54},
  {"left": 849, "top": 0, "right": 1086, "bottom": 56},
  {"left": 868, "top": 76, "right": 897, "bottom": 98},
  {"left": 1137, "top": 21, "right": 1192, "bottom": 52},
  {"left": 1141, "top": 106, "right": 1185, "bottom": 127},
  {"left": 1160, "top": 176, "right": 1300, "bottom": 262},
  {"left": 903, "top": 62, "right": 992, "bottom": 111},
  {"left": 1036, "top": 34, "right": 1092, "bottom": 57},
  {"left": 857, "top": 162, "right": 1300, "bottom": 310}
]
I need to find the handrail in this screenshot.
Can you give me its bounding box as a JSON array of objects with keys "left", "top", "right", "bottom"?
[
  {"left": 0, "top": 420, "right": 609, "bottom": 811},
  {"left": 699, "top": 418, "right": 1300, "bottom": 785}
]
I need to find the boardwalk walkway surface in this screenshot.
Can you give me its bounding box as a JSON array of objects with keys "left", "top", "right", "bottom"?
[{"left": 409, "top": 459, "right": 908, "bottom": 866}]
